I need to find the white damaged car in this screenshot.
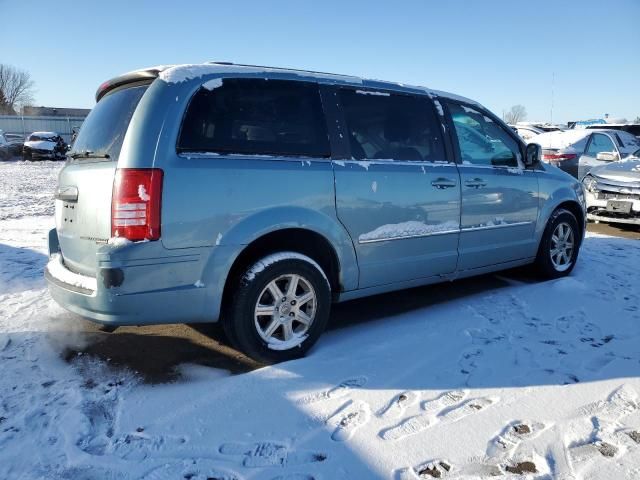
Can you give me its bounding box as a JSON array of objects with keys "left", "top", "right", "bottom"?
[
  {"left": 22, "top": 131, "right": 67, "bottom": 160},
  {"left": 583, "top": 157, "right": 640, "bottom": 225}
]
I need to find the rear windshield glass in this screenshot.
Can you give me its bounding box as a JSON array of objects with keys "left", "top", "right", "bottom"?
[
  {"left": 178, "top": 78, "right": 330, "bottom": 158},
  {"left": 71, "top": 84, "right": 148, "bottom": 160},
  {"left": 624, "top": 125, "right": 640, "bottom": 137}
]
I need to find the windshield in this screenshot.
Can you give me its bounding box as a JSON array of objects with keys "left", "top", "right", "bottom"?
[
  {"left": 29, "top": 135, "right": 56, "bottom": 142},
  {"left": 70, "top": 84, "right": 148, "bottom": 160}
]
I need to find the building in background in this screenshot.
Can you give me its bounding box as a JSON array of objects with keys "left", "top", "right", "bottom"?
[
  {"left": 0, "top": 105, "right": 90, "bottom": 143},
  {"left": 21, "top": 106, "right": 90, "bottom": 117}
]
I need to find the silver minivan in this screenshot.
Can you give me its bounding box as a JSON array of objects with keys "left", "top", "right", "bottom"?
[{"left": 46, "top": 63, "right": 586, "bottom": 363}]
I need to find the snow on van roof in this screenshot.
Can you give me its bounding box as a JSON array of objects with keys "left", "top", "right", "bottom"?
[
  {"left": 151, "top": 62, "right": 478, "bottom": 105},
  {"left": 158, "top": 63, "right": 363, "bottom": 85}
]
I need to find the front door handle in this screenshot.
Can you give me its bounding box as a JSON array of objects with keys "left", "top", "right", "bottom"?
[
  {"left": 465, "top": 178, "right": 487, "bottom": 189},
  {"left": 431, "top": 178, "right": 457, "bottom": 189}
]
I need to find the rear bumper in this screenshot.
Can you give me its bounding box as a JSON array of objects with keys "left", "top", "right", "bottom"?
[{"left": 45, "top": 228, "right": 228, "bottom": 326}]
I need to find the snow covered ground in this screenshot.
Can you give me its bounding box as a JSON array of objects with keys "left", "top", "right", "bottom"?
[{"left": 1, "top": 160, "right": 639, "bottom": 479}]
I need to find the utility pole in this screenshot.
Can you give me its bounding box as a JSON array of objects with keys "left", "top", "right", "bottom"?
[{"left": 550, "top": 72, "right": 555, "bottom": 125}]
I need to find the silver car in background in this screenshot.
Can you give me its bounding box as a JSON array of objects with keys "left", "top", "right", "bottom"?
[{"left": 532, "top": 129, "right": 640, "bottom": 179}]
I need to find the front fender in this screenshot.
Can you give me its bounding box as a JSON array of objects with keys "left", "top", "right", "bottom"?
[{"left": 536, "top": 167, "right": 585, "bottom": 243}]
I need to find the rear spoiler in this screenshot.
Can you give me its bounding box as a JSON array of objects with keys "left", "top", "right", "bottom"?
[{"left": 95, "top": 67, "right": 167, "bottom": 102}]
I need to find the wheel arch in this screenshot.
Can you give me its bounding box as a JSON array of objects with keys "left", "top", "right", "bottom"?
[
  {"left": 537, "top": 180, "right": 586, "bottom": 248},
  {"left": 220, "top": 228, "right": 345, "bottom": 318},
  {"left": 555, "top": 200, "right": 585, "bottom": 244}
]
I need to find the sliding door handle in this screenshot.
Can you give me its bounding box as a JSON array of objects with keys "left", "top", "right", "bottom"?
[
  {"left": 464, "top": 178, "right": 487, "bottom": 189},
  {"left": 431, "top": 178, "right": 457, "bottom": 189}
]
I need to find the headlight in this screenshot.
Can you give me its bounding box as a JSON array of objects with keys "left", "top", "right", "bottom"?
[{"left": 582, "top": 175, "right": 598, "bottom": 193}]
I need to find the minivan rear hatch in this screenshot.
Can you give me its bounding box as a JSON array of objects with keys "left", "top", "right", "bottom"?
[{"left": 56, "top": 83, "right": 149, "bottom": 277}]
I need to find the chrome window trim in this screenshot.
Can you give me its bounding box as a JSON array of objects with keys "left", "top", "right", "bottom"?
[
  {"left": 460, "top": 221, "right": 534, "bottom": 232},
  {"left": 358, "top": 228, "right": 460, "bottom": 244},
  {"left": 335, "top": 159, "right": 457, "bottom": 167},
  {"left": 456, "top": 164, "right": 527, "bottom": 172}
]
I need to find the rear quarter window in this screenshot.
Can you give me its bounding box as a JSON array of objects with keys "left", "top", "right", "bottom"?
[{"left": 177, "top": 78, "right": 330, "bottom": 158}]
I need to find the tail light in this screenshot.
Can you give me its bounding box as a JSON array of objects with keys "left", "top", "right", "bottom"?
[
  {"left": 541, "top": 153, "right": 577, "bottom": 162},
  {"left": 111, "top": 168, "right": 163, "bottom": 241}
]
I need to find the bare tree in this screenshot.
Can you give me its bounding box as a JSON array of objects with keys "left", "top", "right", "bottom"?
[
  {"left": 504, "top": 105, "right": 527, "bottom": 124},
  {"left": 0, "top": 64, "right": 35, "bottom": 115},
  {"left": 0, "top": 88, "right": 11, "bottom": 115},
  {"left": 633, "top": 116, "right": 640, "bottom": 124}
]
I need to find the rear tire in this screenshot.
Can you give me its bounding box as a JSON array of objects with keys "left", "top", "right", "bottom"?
[
  {"left": 534, "top": 208, "right": 581, "bottom": 279},
  {"left": 223, "top": 252, "right": 331, "bottom": 364}
]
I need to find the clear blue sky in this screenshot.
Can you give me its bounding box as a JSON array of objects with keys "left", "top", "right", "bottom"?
[{"left": 3, "top": 0, "right": 639, "bottom": 124}]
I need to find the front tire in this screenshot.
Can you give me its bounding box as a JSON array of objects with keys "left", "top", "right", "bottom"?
[
  {"left": 534, "top": 208, "right": 581, "bottom": 279},
  {"left": 223, "top": 252, "right": 332, "bottom": 363}
]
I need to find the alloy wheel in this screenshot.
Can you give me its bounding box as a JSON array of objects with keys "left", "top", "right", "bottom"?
[
  {"left": 550, "top": 222, "right": 575, "bottom": 272},
  {"left": 254, "top": 273, "right": 317, "bottom": 350}
]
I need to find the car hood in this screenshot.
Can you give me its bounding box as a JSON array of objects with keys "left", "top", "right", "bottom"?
[
  {"left": 590, "top": 158, "right": 640, "bottom": 184},
  {"left": 24, "top": 140, "right": 56, "bottom": 150}
]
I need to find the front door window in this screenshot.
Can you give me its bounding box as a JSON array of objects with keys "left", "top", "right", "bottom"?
[{"left": 448, "top": 103, "right": 521, "bottom": 168}]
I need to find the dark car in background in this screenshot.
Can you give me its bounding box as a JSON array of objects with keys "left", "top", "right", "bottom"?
[
  {"left": 0, "top": 131, "right": 11, "bottom": 160},
  {"left": 22, "top": 132, "right": 67, "bottom": 160},
  {"left": 4, "top": 133, "right": 25, "bottom": 156}
]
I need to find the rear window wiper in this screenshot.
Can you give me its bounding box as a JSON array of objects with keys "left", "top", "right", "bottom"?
[{"left": 68, "top": 150, "right": 110, "bottom": 160}]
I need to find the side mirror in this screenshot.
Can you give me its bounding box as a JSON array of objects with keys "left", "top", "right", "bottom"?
[
  {"left": 596, "top": 152, "right": 619, "bottom": 162},
  {"left": 524, "top": 143, "right": 541, "bottom": 167}
]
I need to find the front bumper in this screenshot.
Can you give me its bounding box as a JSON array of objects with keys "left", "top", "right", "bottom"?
[
  {"left": 27, "top": 148, "right": 64, "bottom": 160},
  {"left": 585, "top": 190, "right": 640, "bottom": 225},
  {"left": 45, "top": 228, "right": 224, "bottom": 326}
]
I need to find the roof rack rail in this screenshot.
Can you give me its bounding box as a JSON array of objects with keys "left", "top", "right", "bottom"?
[{"left": 205, "top": 61, "right": 358, "bottom": 79}]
